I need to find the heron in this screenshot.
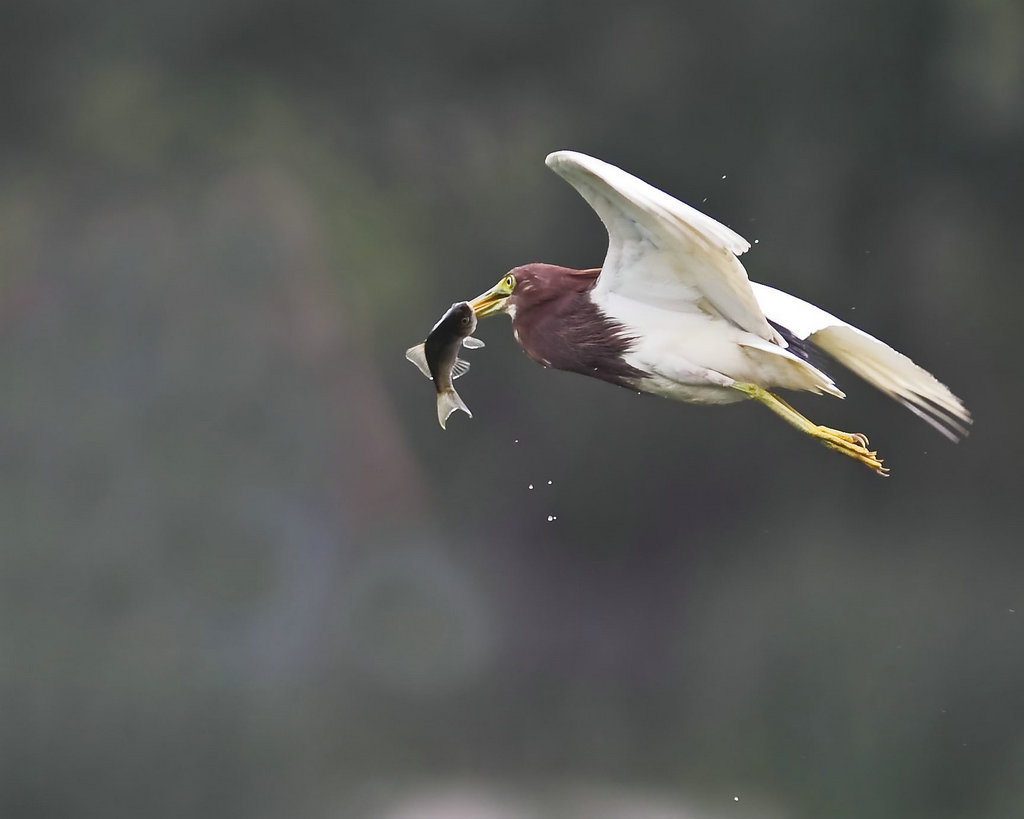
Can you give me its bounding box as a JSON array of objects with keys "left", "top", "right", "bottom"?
[{"left": 467, "top": 151, "right": 971, "bottom": 475}]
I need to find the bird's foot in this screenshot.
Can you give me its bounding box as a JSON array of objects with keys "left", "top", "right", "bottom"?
[
  {"left": 815, "top": 426, "right": 888, "bottom": 476},
  {"left": 735, "top": 383, "right": 890, "bottom": 476}
]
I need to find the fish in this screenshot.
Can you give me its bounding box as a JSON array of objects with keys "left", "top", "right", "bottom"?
[{"left": 406, "top": 301, "right": 486, "bottom": 428}]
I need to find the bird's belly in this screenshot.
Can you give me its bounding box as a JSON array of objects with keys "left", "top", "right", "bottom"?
[
  {"left": 612, "top": 307, "right": 756, "bottom": 394},
  {"left": 631, "top": 373, "right": 747, "bottom": 405},
  {"left": 602, "top": 296, "right": 832, "bottom": 401}
]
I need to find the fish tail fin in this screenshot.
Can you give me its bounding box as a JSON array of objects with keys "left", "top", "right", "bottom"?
[{"left": 437, "top": 388, "right": 472, "bottom": 429}]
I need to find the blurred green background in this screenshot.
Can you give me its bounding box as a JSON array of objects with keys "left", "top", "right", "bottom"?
[{"left": 1, "top": 1, "right": 1022, "bottom": 817}]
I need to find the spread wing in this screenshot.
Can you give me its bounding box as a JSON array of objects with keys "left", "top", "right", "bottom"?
[
  {"left": 752, "top": 283, "right": 972, "bottom": 441},
  {"left": 545, "top": 151, "right": 781, "bottom": 344}
]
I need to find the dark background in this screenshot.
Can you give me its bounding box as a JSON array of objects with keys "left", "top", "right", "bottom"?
[{"left": 1, "top": 1, "right": 1022, "bottom": 817}]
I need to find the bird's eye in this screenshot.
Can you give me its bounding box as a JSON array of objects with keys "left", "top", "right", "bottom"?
[
  {"left": 503, "top": 275, "right": 516, "bottom": 291},
  {"left": 461, "top": 316, "right": 471, "bottom": 326}
]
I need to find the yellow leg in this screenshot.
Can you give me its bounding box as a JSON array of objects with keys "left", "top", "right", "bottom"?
[{"left": 733, "top": 383, "right": 889, "bottom": 476}]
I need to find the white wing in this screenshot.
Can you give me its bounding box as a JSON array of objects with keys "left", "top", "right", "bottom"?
[
  {"left": 752, "top": 283, "right": 972, "bottom": 441},
  {"left": 545, "top": 151, "right": 781, "bottom": 344}
]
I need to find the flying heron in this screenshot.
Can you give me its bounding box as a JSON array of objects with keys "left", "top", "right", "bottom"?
[{"left": 467, "top": 151, "right": 970, "bottom": 475}]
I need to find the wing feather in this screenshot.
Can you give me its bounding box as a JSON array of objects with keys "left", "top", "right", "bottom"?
[
  {"left": 546, "top": 150, "right": 781, "bottom": 344},
  {"left": 752, "top": 283, "right": 972, "bottom": 440}
]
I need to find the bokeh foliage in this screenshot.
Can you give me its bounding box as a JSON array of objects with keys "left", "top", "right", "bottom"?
[{"left": 0, "top": 1, "right": 1022, "bottom": 817}]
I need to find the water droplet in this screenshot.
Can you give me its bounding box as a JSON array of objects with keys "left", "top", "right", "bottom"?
[
  {"left": 528, "top": 484, "right": 534, "bottom": 490},
  {"left": 721, "top": 174, "right": 727, "bottom": 179},
  {"left": 547, "top": 480, "right": 552, "bottom": 485},
  {"left": 546, "top": 515, "right": 557, "bottom": 522}
]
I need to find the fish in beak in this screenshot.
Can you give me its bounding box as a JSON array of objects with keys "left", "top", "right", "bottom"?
[{"left": 405, "top": 301, "right": 485, "bottom": 428}]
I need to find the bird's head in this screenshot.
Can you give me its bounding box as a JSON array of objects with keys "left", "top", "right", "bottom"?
[
  {"left": 469, "top": 272, "right": 517, "bottom": 319},
  {"left": 470, "top": 263, "right": 598, "bottom": 322}
]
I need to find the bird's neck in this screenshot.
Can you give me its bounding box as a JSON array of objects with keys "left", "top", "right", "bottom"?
[{"left": 511, "top": 266, "right": 643, "bottom": 386}]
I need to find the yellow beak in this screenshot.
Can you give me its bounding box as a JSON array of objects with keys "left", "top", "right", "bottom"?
[{"left": 469, "top": 279, "right": 513, "bottom": 318}]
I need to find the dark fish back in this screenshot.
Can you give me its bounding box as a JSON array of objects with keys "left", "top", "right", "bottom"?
[{"left": 423, "top": 302, "right": 475, "bottom": 386}]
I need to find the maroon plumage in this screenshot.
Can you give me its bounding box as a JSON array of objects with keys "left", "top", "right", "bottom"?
[{"left": 504, "top": 263, "right": 644, "bottom": 387}]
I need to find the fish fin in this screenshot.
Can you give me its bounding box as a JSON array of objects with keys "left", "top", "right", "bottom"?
[
  {"left": 437, "top": 388, "right": 472, "bottom": 429},
  {"left": 405, "top": 344, "right": 432, "bottom": 379},
  {"left": 462, "top": 336, "right": 485, "bottom": 349},
  {"left": 451, "top": 358, "right": 471, "bottom": 380}
]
